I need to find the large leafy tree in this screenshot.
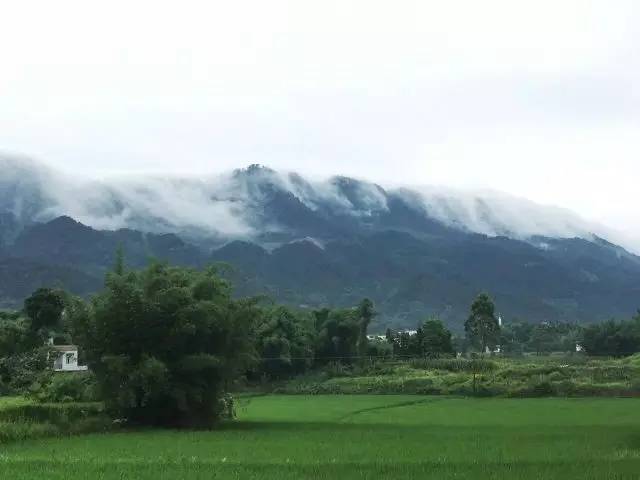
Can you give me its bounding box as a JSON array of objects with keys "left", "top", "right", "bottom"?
[
  {"left": 68, "top": 262, "right": 260, "bottom": 427},
  {"left": 464, "top": 293, "right": 501, "bottom": 353},
  {"left": 313, "top": 307, "right": 360, "bottom": 363},
  {"left": 581, "top": 318, "right": 640, "bottom": 357},
  {"left": 23, "top": 287, "right": 65, "bottom": 333},
  {"left": 421, "top": 318, "right": 454, "bottom": 356},
  {"left": 255, "top": 305, "right": 314, "bottom": 378}
]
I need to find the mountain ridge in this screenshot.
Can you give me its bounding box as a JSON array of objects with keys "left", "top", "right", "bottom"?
[
  {"left": 0, "top": 155, "right": 610, "bottom": 249},
  {"left": 1, "top": 155, "right": 639, "bottom": 328}
]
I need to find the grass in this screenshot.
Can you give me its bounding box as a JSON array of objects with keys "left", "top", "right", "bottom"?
[
  {"left": 0, "top": 396, "right": 107, "bottom": 444},
  {"left": 1, "top": 395, "right": 640, "bottom": 478},
  {"left": 277, "top": 354, "right": 640, "bottom": 396},
  {"left": 0, "top": 396, "right": 32, "bottom": 409}
]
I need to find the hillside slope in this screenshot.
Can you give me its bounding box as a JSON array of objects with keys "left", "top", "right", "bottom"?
[{"left": 1, "top": 157, "right": 639, "bottom": 328}]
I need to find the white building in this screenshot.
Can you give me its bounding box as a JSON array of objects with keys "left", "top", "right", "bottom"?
[
  {"left": 50, "top": 344, "right": 88, "bottom": 372},
  {"left": 367, "top": 334, "right": 387, "bottom": 341}
]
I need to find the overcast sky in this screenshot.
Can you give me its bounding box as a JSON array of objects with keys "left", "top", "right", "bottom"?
[{"left": 1, "top": 1, "right": 638, "bottom": 241}]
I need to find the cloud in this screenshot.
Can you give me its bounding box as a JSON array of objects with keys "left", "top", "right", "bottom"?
[
  {"left": 5, "top": 154, "right": 638, "bottom": 255},
  {"left": 0, "top": 155, "right": 254, "bottom": 239},
  {"left": 408, "top": 186, "right": 596, "bottom": 239}
]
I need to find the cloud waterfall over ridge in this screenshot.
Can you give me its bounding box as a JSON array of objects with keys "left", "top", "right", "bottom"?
[{"left": 1, "top": 154, "right": 634, "bottom": 253}]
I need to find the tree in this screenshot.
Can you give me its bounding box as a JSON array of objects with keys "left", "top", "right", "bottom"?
[
  {"left": 23, "top": 288, "right": 65, "bottom": 333},
  {"left": 313, "top": 307, "right": 360, "bottom": 363},
  {"left": 581, "top": 318, "right": 640, "bottom": 357},
  {"left": 255, "top": 306, "right": 314, "bottom": 379},
  {"left": 421, "top": 318, "right": 454, "bottom": 356},
  {"left": 0, "top": 315, "right": 37, "bottom": 357},
  {"left": 385, "top": 328, "right": 425, "bottom": 357},
  {"left": 529, "top": 323, "right": 554, "bottom": 355},
  {"left": 356, "top": 298, "right": 376, "bottom": 358},
  {"left": 464, "top": 293, "right": 501, "bottom": 353},
  {"left": 68, "top": 262, "right": 260, "bottom": 427}
]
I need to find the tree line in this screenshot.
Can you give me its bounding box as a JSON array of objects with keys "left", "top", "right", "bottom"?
[{"left": 1, "top": 259, "right": 639, "bottom": 427}]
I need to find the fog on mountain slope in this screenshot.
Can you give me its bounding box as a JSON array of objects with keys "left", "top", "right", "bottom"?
[{"left": 0, "top": 154, "right": 621, "bottom": 250}]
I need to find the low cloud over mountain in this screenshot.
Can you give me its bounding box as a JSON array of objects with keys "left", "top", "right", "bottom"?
[
  {"left": 0, "top": 155, "right": 618, "bottom": 250},
  {"left": 2, "top": 154, "right": 639, "bottom": 328}
]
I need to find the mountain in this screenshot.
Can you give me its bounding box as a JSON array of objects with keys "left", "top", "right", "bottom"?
[{"left": 1, "top": 155, "right": 639, "bottom": 329}]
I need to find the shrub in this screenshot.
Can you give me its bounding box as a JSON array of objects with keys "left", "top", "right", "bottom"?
[
  {"left": 31, "top": 371, "right": 99, "bottom": 403},
  {"left": 0, "top": 421, "right": 59, "bottom": 444},
  {"left": 0, "top": 402, "right": 111, "bottom": 444},
  {"left": 409, "top": 358, "right": 497, "bottom": 373},
  {"left": 0, "top": 402, "right": 104, "bottom": 425},
  {"left": 547, "top": 371, "right": 566, "bottom": 382},
  {"left": 519, "top": 380, "right": 556, "bottom": 397}
]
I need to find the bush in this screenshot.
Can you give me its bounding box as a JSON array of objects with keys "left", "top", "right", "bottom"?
[
  {"left": 0, "top": 347, "right": 50, "bottom": 394},
  {"left": 30, "top": 371, "right": 99, "bottom": 403},
  {"left": 0, "top": 421, "right": 59, "bottom": 444},
  {"left": 0, "top": 402, "right": 104, "bottom": 425},
  {"left": 321, "top": 361, "right": 353, "bottom": 378},
  {"left": 517, "top": 380, "right": 557, "bottom": 397},
  {"left": 0, "top": 402, "right": 111, "bottom": 444},
  {"left": 409, "top": 358, "right": 497, "bottom": 373}
]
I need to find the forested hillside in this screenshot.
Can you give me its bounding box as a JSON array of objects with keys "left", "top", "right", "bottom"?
[{"left": 2, "top": 158, "right": 639, "bottom": 329}]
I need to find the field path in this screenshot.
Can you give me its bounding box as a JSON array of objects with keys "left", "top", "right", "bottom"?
[{"left": 337, "top": 397, "right": 444, "bottom": 422}]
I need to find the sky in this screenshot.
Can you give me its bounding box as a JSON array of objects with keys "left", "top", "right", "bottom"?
[{"left": 0, "top": 0, "right": 638, "bottom": 243}]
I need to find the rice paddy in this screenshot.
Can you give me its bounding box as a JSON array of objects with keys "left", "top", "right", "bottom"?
[{"left": 1, "top": 395, "right": 640, "bottom": 479}]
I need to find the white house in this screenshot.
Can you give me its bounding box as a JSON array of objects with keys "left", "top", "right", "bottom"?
[
  {"left": 367, "top": 334, "right": 387, "bottom": 341},
  {"left": 49, "top": 344, "right": 88, "bottom": 372}
]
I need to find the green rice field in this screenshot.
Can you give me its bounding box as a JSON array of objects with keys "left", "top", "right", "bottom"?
[{"left": 2, "top": 395, "right": 640, "bottom": 479}]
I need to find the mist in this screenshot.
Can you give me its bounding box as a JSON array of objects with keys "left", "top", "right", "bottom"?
[{"left": 2, "top": 154, "right": 636, "bottom": 254}]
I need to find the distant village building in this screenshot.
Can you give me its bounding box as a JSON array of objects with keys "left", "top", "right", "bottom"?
[
  {"left": 367, "top": 334, "right": 387, "bottom": 341},
  {"left": 48, "top": 339, "right": 88, "bottom": 372}
]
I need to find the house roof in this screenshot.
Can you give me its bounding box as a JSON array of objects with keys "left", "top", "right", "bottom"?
[{"left": 51, "top": 345, "right": 78, "bottom": 352}]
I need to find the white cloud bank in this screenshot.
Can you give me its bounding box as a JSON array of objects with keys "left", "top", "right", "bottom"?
[{"left": 4, "top": 155, "right": 637, "bottom": 254}]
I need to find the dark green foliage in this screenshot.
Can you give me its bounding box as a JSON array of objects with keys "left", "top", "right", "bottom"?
[
  {"left": 279, "top": 354, "right": 640, "bottom": 397},
  {"left": 386, "top": 329, "right": 424, "bottom": 357},
  {"left": 498, "top": 320, "right": 582, "bottom": 355},
  {"left": 409, "top": 358, "right": 496, "bottom": 373},
  {"left": 67, "top": 263, "right": 260, "bottom": 427},
  {"left": 421, "top": 318, "right": 454, "bottom": 356},
  {"left": 313, "top": 308, "right": 360, "bottom": 363},
  {"left": 581, "top": 317, "right": 640, "bottom": 357},
  {"left": 0, "top": 315, "right": 38, "bottom": 357},
  {"left": 529, "top": 323, "right": 555, "bottom": 355},
  {"left": 385, "top": 319, "right": 454, "bottom": 358},
  {"left": 465, "top": 293, "right": 501, "bottom": 352},
  {"left": 31, "top": 371, "right": 99, "bottom": 403},
  {"left": 356, "top": 298, "right": 375, "bottom": 357},
  {"left": 4, "top": 208, "right": 640, "bottom": 327},
  {"left": 366, "top": 338, "right": 393, "bottom": 358},
  {"left": 0, "top": 347, "right": 51, "bottom": 394},
  {"left": 0, "top": 309, "right": 48, "bottom": 394},
  {"left": 0, "top": 401, "right": 110, "bottom": 444},
  {"left": 255, "top": 306, "right": 314, "bottom": 378},
  {"left": 0, "top": 402, "right": 104, "bottom": 424},
  {"left": 24, "top": 287, "right": 65, "bottom": 332}
]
